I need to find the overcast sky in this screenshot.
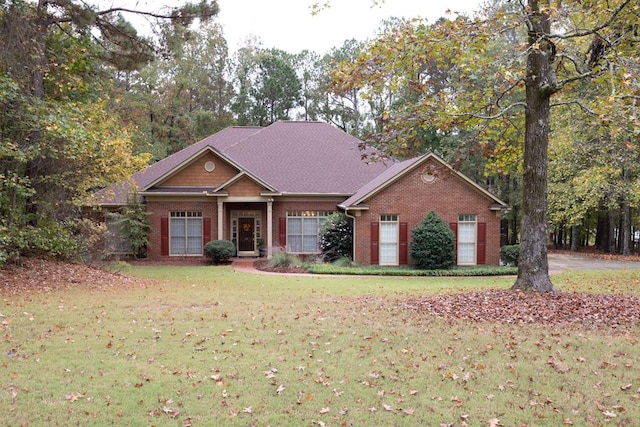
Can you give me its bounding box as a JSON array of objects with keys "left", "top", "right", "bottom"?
[
  {"left": 103, "top": 0, "right": 482, "bottom": 54},
  {"left": 215, "top": 0, "right": 483, "bottom": 54}
]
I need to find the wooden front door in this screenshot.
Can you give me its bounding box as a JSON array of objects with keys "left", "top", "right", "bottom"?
[{"left": 238, "top": 218, "right": 255, "bottom": 252}]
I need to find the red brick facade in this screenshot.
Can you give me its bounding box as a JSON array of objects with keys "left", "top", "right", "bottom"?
[
  {"left": 98, "top": 123, "right": 507, "bottom": 265},
  {"left": 350, "top": 158, "right": 502, "bottom": 266}
]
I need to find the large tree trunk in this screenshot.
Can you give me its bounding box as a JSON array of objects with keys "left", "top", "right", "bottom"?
[
  {"left": 512, "top": 0, "right": 555, "bottom": 293},
  {"left": 621, "top": 169, "right": 631, "bottom": 256}
]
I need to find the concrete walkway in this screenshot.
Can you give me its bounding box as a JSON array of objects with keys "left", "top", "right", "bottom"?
[{"left": 548, "top": 252, "right": 640, "bottom": 273}]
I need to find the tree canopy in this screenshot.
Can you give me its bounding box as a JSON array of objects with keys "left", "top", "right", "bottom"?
[{"left": 330, "top": 0, "right": 639, "bottom": 292}]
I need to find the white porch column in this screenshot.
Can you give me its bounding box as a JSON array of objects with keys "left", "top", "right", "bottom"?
[
  {"left": 266, "top": 198, "right": 274, "bottom": 259},
  {"left": 217, "top": 198, "right": 224, "bottom": 240}
]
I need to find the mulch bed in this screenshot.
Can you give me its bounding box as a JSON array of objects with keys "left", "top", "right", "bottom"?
[{"left": 253, "top": 259, "right": 309, "bottom": 274}]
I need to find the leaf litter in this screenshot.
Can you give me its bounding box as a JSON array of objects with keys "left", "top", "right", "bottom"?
[{"left": 400, "top": 289, "right": 640, "bottom": 329}]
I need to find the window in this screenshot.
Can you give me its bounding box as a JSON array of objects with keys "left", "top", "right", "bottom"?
[
  {"left": 170, "top": 211, "right": 203, "bottom": 255},
  {"left": 458, "top": 214, "right": 477, "bottom": 265},
  {"left": 380, "top": 214, "right": 399, "bottom": 265},
  {"left": 286, "top": 211, "right": 330, "bottom": 253}
]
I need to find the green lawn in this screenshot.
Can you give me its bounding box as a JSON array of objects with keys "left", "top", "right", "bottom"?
[{"left": 2, "top": 266, "right": 639, "bottom": 426}]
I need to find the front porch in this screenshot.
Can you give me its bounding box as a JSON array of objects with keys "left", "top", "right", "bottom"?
[{"left": 214, "top": 197, "right": 276, "bottom": 259}]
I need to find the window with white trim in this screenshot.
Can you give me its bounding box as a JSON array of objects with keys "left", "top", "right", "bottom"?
[
  {"left": 286, "top": 211, "right": 330, "bottom": 253},
  {"left": 380, "top": 214, "right": 399, "bottom": 265},
  {"left": 458, "top": 214, "right": 477, "bottom": 265},
  {"left": 170, "top": 211, "right": 203, "bottom": 255}
]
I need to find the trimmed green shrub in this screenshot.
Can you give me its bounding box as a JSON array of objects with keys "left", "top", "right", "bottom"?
[
  {"left": 319, "top": 212, "right": 353, "bottom": 262},
  {"left": 204, "top": 240, "right": 236, "bottom": 264},
  {"left": 501, "top": 244, "right": 520, "bottom": 266},
  {"left": 410, "top": 211, "right": 455, "bottom": 270}
]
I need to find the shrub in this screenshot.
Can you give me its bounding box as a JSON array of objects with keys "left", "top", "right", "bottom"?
[
  {"left": 267, "top": 251, "right": 302, "bottom": 268},
  {"left": 410, "top": 211, "right": 455, "bottom": 270},
  {"left": 107, "top": 192, "right": 151, "bottom": 258},
  {"left": 0, "top": 219, "right": 98, "bottom": 266},
  {"left": 501, "top": 244, "right": 520, "bottom": 266},
  {"left": 204, "top": 240, "right": 236, "bottom": 264},
  {"left": 319, "top": 212, "right": 353, "bottom": 262}
]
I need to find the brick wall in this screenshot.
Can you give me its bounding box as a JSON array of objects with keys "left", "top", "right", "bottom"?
[
  {"left": 146, "top": 198, "right": 215, "bottom": 259},
  {"left": 353, "top": 159, "right": 502, "bottom": 265}
]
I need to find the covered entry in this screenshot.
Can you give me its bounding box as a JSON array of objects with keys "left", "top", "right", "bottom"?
[{"left": 229, "top": 208, "right": 264, "bottom": 257}]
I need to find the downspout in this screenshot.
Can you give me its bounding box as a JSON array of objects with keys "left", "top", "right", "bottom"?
[{"left": 344, "top": 209, "right": 357, "bottom": 262}]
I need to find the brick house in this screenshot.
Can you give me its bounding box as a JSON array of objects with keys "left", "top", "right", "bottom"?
[{"left": 93, "top": 121, "right": 508, "bottom": 265}]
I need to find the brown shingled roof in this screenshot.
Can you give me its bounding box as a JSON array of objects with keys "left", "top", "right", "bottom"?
[
  {"left": 92, "top": 122, "right": 391, "bottom": 206},
  {"left": 218, "top": 121, "right": 390, "bottom": 194}
]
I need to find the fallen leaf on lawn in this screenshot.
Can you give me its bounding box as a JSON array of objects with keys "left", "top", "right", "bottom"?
[
  {"left": 383, "top": 403, "right": 393, "bottom": 411},
  {"left": 488, "top": 418, "right": 502, "bottom": 427},
  {"left": 620, "top": 384, "right": 632, "bottom": 391},
  {"left": 402, "top": 407, "right": 415, "bottom": 415},
  {"left": 319, "top": 407, "right": 330, "bottom": 414},
  {"left": 368, "top": 406, "right": 377, "bottom": 412},
  {"left": 603, "top": 410, "right": 617, "bottom": 418},
  {"left": 276, "top": 384, "right": 285, "bottom": 395},
  {"left": 242, "top": 407, "right": 252, "bottom": 414},
  {"left": 65, "top": 392, "right": 84, "bottom": 403},
  {"left": 163, "top": 406, "right": 180, "bottom": 418},
  {"left": 409, "top": 390, "right": 418, "bottom": 396}
]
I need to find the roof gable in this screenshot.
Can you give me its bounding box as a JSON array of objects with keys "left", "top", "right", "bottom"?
[
  {"left": 339, "top": 153, "right": 508, "bottom": 210},
  {"left": 93, "top": 122, "right": 392, "bottom": 205}
]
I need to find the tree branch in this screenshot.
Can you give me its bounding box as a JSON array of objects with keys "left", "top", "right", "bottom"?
[
  {"left": 548, "top": 0, "right": 633, "bottom": 40},
  {"left": 550, "top": 100, "right": 598, "bottom": 116},
  {"left": 452, "top": 101, "right": 527, "bottom": 120},
  {"left": 556, "top": 71, "right": 595, "bottom": 91}
]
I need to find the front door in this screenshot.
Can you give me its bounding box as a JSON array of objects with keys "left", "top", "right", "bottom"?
[{"left": 238, "top": 218, "right": 255, "bottom": 252}]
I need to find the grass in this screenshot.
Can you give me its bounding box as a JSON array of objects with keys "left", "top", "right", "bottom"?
[{"left": 1, "top": 266, "right": 639, "bottom": 426}]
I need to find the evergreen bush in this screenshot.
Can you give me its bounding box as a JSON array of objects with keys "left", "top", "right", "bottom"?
[
  {"left": 410, "top": 211, "right": 455, "bottom": 270},
  {"left": 204, "top": 240, "right": 236, "bottom": 264},
  {"left": 107, "top": 192, "right": 151, "bottom": 258},
  {"left": 319, "top": 212, "right": 353, "bottom": 262},
  {"left": 501, "top": 244, "right": 520, "bottom": 266}
]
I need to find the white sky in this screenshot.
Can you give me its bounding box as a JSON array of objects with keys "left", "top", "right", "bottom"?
[
  {"left": 215, "top": 0, "right": 482, "bottom": 54},
  {"left": 101, "top": 0, "right": 482, "bottom": 54}
]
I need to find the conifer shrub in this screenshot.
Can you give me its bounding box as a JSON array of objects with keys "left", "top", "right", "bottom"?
[
  {"left": 410, "top": 211, "right": 455, "bottom": 270},
  {"left": 501, "top": 244, "right": 520, "bottom": 266},
  {"left": 204, "top": 240, "right": 236, "bottom": 264},
  {"left": 319, "top": 212, "right": 353, "bottom": 262}
]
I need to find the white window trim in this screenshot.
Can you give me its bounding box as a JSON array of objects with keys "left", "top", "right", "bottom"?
[
  {"left": 169, "top": 211, "right": 203, "bottom": 256},
  {"left": 379, "top": 214, "right": 399, "bottom": 266},
  {"left": 457, "top": 214, "right": 477, "bottom": 265},
  {"left": 286, "top": 211, "right": 331, "bottom": 254}
]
